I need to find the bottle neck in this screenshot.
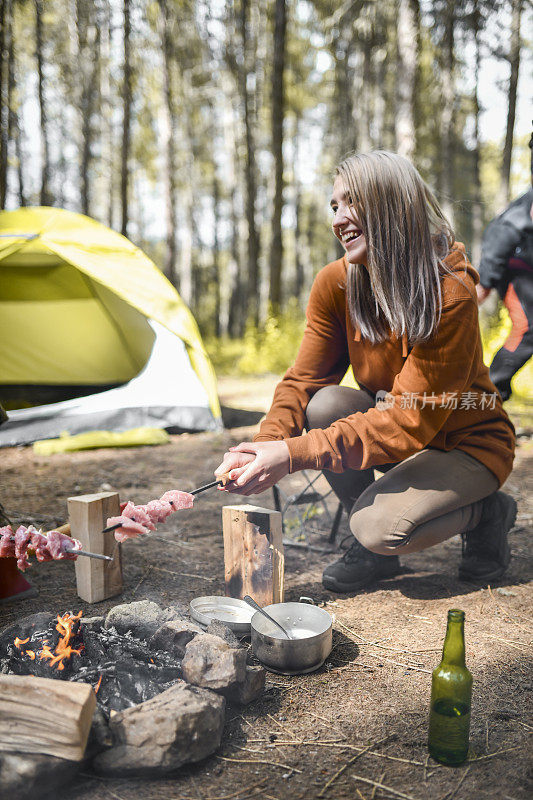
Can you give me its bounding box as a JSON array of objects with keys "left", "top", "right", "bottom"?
[{"left": 441, "top": 613, "right": 466, "bottom": 667}]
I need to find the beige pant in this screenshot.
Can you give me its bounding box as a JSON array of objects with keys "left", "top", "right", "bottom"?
[{"left": 305, "top": 386, "right": 499, "bottom": 555}]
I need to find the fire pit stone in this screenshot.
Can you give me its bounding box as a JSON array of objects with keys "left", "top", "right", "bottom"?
[
  {"left": 0, "top": 751, "right": 79, "bottom": 800},
  {"left": 206, "top": 619, "right": 241, "bottom": 647},
  {"left": 92, "top": 680, "right": 226, "bottom": 777},
  {"left": 149, "top": 619, "right": 204, "bottom": 659},
  {"left": 182, "top": 632, "right": 247, "bottom": 692},
  {"left": 104, "top": 599, "right": 170, "bottom": 640}
]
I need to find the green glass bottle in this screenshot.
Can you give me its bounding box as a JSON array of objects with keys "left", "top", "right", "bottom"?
[{"left": 428, "top": 609, "right": 472, "bottom": 766}]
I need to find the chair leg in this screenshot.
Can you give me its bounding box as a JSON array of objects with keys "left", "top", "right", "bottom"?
[{"left": 328, "top": 502, "right": 344, "bottom": 544}]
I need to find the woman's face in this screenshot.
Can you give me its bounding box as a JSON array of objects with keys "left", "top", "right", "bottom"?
[{"left": 330, "top": 175, "right": 368, "bottom": 266}]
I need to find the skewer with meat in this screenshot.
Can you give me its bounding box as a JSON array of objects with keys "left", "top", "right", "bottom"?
[
  {"left": 106, "top": 489, "right": 194, "bottom": 542},
  {"left": 0, "top": 524, "right": 82, "bottom": 571}
]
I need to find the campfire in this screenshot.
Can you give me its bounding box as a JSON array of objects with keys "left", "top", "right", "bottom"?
[{"left": 0, "top": 599, "right": 265, "bottom": 797}]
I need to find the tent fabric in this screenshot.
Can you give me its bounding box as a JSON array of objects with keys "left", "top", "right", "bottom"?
[{"left": 0, "top": 207, "right": 222, "bottom": 445}]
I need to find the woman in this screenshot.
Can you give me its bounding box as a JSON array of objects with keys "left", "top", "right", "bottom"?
[{"left": 215, "top": 151, "right": 516, "bottom": 593}]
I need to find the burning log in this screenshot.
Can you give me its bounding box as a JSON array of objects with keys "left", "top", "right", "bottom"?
[{"left": 0, "top": 674, "right": 96, "bottom": 761}]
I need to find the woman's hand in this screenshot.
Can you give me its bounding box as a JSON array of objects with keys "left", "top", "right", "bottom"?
[
  {"left": 220, "top": 440, "right": 290, "bottom": 496},
  {"left": 214, "top": 451, "right": 255, "bottom": 484}
]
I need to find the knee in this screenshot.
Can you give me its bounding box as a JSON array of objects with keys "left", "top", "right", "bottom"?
[
  {"left": 350, "top": 506, "right": 388, "bottom": 553},
  {"left": 350, "top": 503, "right": 412, "bottom": 555},
  {"left": 306, "top": 386, "right": 373, "bottom": 430}
]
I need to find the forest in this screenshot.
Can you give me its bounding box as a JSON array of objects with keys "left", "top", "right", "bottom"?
[{"left": 0, "top": 0, "right": 530, "bottom": 373}]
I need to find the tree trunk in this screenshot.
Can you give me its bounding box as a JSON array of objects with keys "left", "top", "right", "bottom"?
[
  {"left": 395, "top": 0, "right": 418, "bottom": 159},
  {"left": 159, "top": 0, "right": 179, "bottom": 287},
  {"left": 471, "top": 0, "right": 483, "bottom": 266},
  {"left": 77, "top": 1, "right": 100, "bottom": 217},
  {"left": 35, "top": 0, "right": 52, "bottom": 206},
  {"left": 0, "top": 0, "right": 10, "bottom": 208},
  {"left": 439, "top": 0, "right": 455, "bottom": 224},
  {"left": 100, "top": 0, "right": 114, "bottom": 228},
  {"left": 213, "top": 173, "right": 222, "bottom": 337},
  {"left": 239, "top": 0, "right": 260, "bottom": 327},
  {"left": 498, "top": 0, "right": 523, "bottom": 208},
  {"left": 269, "top": 0, "right": 286, "bottom": 313},
  {"left": 121, "top": 0, "right": 132, "bottom": 237}
]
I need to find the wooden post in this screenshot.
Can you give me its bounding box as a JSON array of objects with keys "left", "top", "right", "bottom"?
[
  {"left": 222, "top": 504, "right": 284, "bottom": 606},
  {"left": 68, "top": 492, "right": 123, "bottom": 603}
]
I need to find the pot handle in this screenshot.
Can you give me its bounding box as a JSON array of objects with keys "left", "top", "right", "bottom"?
[{"left": 298, "top": 596, "right": 315, "bottom": 605}]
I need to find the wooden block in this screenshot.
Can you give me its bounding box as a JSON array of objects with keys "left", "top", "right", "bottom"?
[
  {"left": 223, "top": 504, "right": 284, "bottom": 606},
  {"left": 0, "top": 674, "right": 96, "bottom": 761},
  {"left": 68, "top": 492, "right": 123, "bottom": 604}
]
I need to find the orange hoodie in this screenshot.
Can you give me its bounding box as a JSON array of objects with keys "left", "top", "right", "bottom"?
[{"left": 254, "top": 244, "right": 515, "bottom": 486}]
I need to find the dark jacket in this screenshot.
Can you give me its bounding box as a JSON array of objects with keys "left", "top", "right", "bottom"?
[{"left": 478, "top": 188, "right": 533, "bottom": 297}]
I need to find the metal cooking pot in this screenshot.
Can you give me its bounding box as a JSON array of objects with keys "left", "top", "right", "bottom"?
[{"left": 251, "top": 598, "right": 332, "bottom": 675}]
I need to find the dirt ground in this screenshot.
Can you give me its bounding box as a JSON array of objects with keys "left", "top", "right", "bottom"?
[{"left": 1, "top": 374, "right": 531, "bottom": 800}]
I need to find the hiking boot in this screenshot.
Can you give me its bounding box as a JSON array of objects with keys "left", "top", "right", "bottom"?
[
  {"left": 458, "top": 491, "right": 516, "bottom": 583},
  {"left": 322, "top": 537, "right": 401, "bottom": 593}
]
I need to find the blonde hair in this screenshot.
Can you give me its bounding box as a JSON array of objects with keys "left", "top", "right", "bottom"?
[{"left": 336, "top": 150, "right": 455, "bottom": 345}]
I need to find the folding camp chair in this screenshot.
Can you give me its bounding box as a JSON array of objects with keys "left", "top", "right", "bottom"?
[{"left": 272, "top": 471, "right": 344, "bottom": 549}]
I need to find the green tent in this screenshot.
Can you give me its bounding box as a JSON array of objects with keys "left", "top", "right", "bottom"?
[{"left": 0, "top": 207, "right": 222, "bottom": 445}]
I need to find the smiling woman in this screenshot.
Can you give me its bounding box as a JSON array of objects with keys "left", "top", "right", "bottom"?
[{"left": 215, "top": 150, "right": 516, "bottom": 596}]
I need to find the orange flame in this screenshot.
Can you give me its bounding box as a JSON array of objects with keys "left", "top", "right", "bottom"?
[
  {"left": 94, "top": 675, "right": 102, "bottom": 694},
  {"left": 26, "top": 650, "right": 36, "bottom": 660},
  {"left": 39, "top": 611, "right": 84, "bottom": 671},
  {"left": 14, "top": 637, "right": 29, "bottom": 649}
]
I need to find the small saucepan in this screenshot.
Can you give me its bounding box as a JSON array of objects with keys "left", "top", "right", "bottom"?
[{"left": 251, "top": 598, "right": 333, "bottom": 675}]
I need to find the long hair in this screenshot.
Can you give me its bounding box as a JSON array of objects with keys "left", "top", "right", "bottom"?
[{"left": 336, "top": 151, "right": 456, "bottom": 345}]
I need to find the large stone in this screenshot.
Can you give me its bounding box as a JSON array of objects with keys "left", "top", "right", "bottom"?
[
  {"left": 104, "top": 601, "right": 165, "bottom": 640},
  {"left": 182, "top": 633, "right": 247, "bottom": 691},
  {"left": 206, "top": 619, "right": 241, "bottom": 648},
  {"left": 0, "top": 751, "right": 79, "bottom": 800},
  {"left": 149, "top": 619, "right": 203, "bottom": 659},
  {"left": 226, "top": 665, "right": 266, "bottom": 705},
  {"left": 92, "top": 680, "right": 225, "bottom": 776}
]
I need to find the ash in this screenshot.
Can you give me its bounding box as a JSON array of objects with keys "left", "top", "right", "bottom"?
[{"left": 0, "top": 613, "right": 182, "bottom": 717}]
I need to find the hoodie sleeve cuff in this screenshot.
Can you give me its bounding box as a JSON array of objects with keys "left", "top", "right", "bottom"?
[{"left": 285, "top": 434, "right": 321, "bottom": 473}]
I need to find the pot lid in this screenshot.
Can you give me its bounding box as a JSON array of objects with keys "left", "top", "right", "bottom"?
[{"left": 189, "top": 595, "right": 254, "bottom": 634}]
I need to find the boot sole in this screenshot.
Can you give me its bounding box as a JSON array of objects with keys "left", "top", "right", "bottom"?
[
  {"left": 322, "top": 565, "right": 402, "bottom": 593},
  {"left": 458, "top": 496, "right": 516, "bottom": 583}
]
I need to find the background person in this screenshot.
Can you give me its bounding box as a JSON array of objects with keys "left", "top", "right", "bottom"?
[
  {"left": 476, "top": 138, "right": 533, "bottom": 400},
  {"left": 216, "top": 151, "right": 516, "bottom": 593}
]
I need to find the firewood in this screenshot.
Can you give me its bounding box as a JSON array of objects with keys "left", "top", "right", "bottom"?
[
  {"left": 68, "top": 492, "right": 123, "bottom": 603},
  {"left": 0, "top": 674, "right": 96, "bottom": 761},
  {"left": 222, "top": 504, "right": 284, "bottom": 606}
]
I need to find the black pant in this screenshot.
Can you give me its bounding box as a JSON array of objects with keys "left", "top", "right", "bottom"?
[{"left": 490, "top": 271, "right": 533, "bottom": 401}]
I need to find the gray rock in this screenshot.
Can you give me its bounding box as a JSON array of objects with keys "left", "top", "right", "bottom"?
[
  {"left": 182, "top": 633, "right": 247, "bottom": 691},
  {"left": 0, "top": 752, "right": 78, "bottom": 800},
  {"left": 149, "top": 619, "right": 203, "bottom": 659},
  {"left": 206, "top": 619, "right": 241, "bottom": 648},
  {"left": 226, "top": 665, "right": 266, "bottom": 705},
  {"left": 161, "top": 604, "right": 189, "bottom": 621},
  {"left": 87, "top": 706, "right": 113, "bottom": 754},
  {"left": 92, "top": 680, "right": 225, "bottom": 776},
  {"left": 104, "top": 600, "right": 164, "bottom": 640}
]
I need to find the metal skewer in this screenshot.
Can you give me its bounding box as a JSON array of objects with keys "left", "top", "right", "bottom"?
[
  {"left": 101, "top": 475, "right": 230, "bottom": 534},
  {"left": 65, "top": 548, "right": 114, "bottom": 562}
]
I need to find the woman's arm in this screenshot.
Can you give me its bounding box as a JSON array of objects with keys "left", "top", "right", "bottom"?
[{"left": 285, "top": 294, "right": 483, "bottom": 473}]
